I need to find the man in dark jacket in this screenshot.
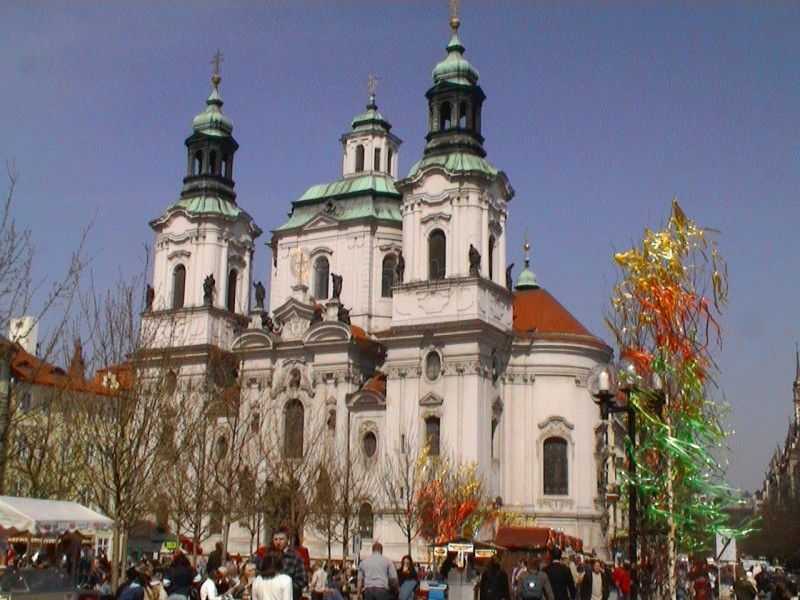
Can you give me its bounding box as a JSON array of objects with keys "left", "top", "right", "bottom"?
[
  {"left": 579, "top": 560, "right": 609, "bottom": 600},
  {"left": 479, "top": 555, "right": 511, "bottom": 600},
  {"left": 543, "top": 550, "right": 575, "bottom": 600},
  {"left": 205, "top": 543, "right": 224, "bottom": 577}
]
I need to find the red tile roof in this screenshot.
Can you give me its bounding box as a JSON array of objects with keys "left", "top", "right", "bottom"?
[
  {"left": 512, "top": 288, "right": 607, "bottom": 349},
  {"left": 495, "top": 526, "right": 583, "bottom": 553},
  {"left": 362, "top": 371, "right": 387, "bottom": 395}
]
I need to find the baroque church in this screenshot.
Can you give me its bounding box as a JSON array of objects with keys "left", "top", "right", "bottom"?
[{"left": 142, "top": 12, "right": 613, "bottom": 558}]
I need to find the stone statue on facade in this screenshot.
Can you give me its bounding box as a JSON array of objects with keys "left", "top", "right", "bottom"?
[
  {"left": 261, "top": 312, "right": 275, "bottom": 332},
  {"left": 395, "top": 251, "right": 405, "bottom": 283},
  {"left": 203, "top": 274, "right": 215, "bottom": 305},
  {"left": 310, "top": 305, "right": 324, "bottom": 325},
  {"left": 331, "top": 273, "right": 343, "bottom": 299},
  {"left": 337, "top": 305, "right": 351, "bottom": 325},
  {"left": 254, "top": 281, "right": 266, "bottom": 308},
  {"left": 145, "top": 284, "right": 155, "bottom": 311},
  {"left": 469, "top": 244, "right": 481, "bottom": 275},
  {"left": 505, "top": 263, "right": 514, "bottom": 290}
]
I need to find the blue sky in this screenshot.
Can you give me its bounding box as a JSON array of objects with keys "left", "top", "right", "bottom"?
[{"left": 2, "top": 2, "right": 798, "bottom": 493}]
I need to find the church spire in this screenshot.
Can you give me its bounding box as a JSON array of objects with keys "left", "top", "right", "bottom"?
[
  {"left": 515, "top": 234, "right": 539, "bottom": 291},
  {"left": 341, "top": 74, "right": 401, "bottom": 178},
  {"left": 423, "top": 0, "right": 486, "bottom": 159},
  {"left": 181, "top": 50, "right": 239, "bottom": 205}
]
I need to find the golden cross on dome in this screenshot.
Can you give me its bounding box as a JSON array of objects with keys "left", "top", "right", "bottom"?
[
  {"left": 449, "top": 0, "right": 461, "bottom": 32},
  {"left": 367, "top": 74, "right": 380, "bottom": 97},
  {"left": 211, "top": 49, "right": 224, "bottom": 76}
]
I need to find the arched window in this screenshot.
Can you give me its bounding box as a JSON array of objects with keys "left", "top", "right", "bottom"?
[
  {"left": 209, "top": 151, "right": 217, "bottom": 174},
  {"left": 362, "top": 431, "right": 377, "bottom": 458},
  {"left": 428, "top": 229, "right": 446, "bottom": 280},
  {"left": 373, "top": 148, "right": 381, "bottom": 171},
  {"left": 172, "top": 264, "right": 186, "bottom": 309},
  {"left": 214, "top": 435, "right": 227, "bottom": 460},
  {"left": 458, "top": 101, "right": 468, "bottom": 128},
  {"left": 314, "top": 257, "right": 330, "bottom": 299},
  {"left": 491, "top": 416, "right": 500, "bottom": 459},
  {"left": 226, "top": 268, "right": 237, "bottom": 312},
  {"left": 358, "top": 502, "right": 374, "bottom": 539},
  {"left": 381, "top": 254, "right": 396, "bottom": 298},
  {"left": 543, "top": 437, "right": 568, "bottom": 495},
  {"left": 488, "top": 235, "right": 495, "bottom": 281},
  {"left": 425, "top": 416, "right": 441, "bottom": 456},
  {"left": 439, "top": 101, "right": 452, "bottom": 130},
  {"left": 355, "top": 145, "right": 365, "bottom": 172},
  {"left": 221, "top": 155, "right": 230, "bottom": 179},
  {"left": 284, "top": 399, "right": 304, "bottom": 458},
  {"left": 387, "top": 149, "right": 393, "bottom": 176},
  {"left": 20, "top": 391, "right": 32, "bottom": 412},
  {"left": 193, "top": 151, "right": 202, "bottom": 175},
  {"left": 425, "top": 352, "right": 441, "bottom": 381}
]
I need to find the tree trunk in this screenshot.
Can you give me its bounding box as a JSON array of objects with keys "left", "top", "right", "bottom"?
[
  {"left": 221, "top": 516, "right": 231, "bottom": 562},
  {"left": 110, "top": 522, "right": 122, "bottom": 591}
]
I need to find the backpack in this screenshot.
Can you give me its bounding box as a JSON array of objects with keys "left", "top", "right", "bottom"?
[{"left": 518, "top": 572, "right": 543, "bottom": 600}]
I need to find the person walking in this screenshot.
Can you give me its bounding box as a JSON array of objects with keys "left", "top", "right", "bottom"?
[
  {"left": 516, "top": 557, "right": 553, "bottom": 600},
  {"left": 479, "top": 555, "right": 511, "bottom": 600},
  {"left": 579, "top": 561, "right": 608, "bottom": 600},
  {"left": 356, "top": 543, "right": 399, "bottom": 600},
  {"left": 397, "top": 556, "right": 418, "bottom": 600},
  {"left": 252, "top": 552, "right": 292, "bottom": 600},
  {"left": 165, "top": 552, "right": 197, "bottom": 600},
  {"left": 310, "top": 561, "right": 328, "bottom": 600},
  {"left": 543, "top": 550, "right": 574, "bottom": 600},
  {"left": 270, "top": 529, "right": 307, "bottom": 600},
  {"left": 206, "top": 544, "right": 225, "bottom": 578}
]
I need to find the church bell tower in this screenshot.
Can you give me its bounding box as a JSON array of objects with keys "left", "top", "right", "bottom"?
[{"left": 144, "top": 54, "right": 262, "bottom": 349}]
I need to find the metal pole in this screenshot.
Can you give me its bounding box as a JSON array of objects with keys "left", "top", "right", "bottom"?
[{"left": 628, "top": 406, "right": 638, "bottom": 600}]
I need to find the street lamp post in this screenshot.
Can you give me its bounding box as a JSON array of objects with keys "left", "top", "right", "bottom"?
[{"left": 588, "top": 361, "right": 639, "bottom": 600}]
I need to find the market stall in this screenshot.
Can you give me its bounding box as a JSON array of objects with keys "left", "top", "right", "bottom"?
[
  {"left": 426, "top": 539, "right": 506, "bottom": 600},
  {"left": 0, "top": 496, "right": 113, "bottom": 575}
]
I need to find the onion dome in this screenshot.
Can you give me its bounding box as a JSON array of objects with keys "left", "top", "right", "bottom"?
[
  {"left": 191, "top": 74, "right": 233, "bottom": 137},
  {"left": 432, "top": 31, "right": 479, "bottom": 86}
]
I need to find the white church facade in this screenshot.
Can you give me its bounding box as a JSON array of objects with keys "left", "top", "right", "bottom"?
[{"left": 142, "top": 16, "right": 613, "bottom": 559}]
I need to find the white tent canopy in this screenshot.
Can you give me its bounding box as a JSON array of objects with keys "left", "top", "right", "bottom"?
[{"left": 0, "top": 496, "right": 113, "bottom": 536}]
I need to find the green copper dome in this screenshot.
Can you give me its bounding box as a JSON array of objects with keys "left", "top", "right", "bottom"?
[
  {"left": 515, "top": 239, "right": 540, "bottom": 291},
  {"left": 432, "top": 33, "right": 479, "bottom": 86},
  {"left": 192, "top": 75, "right": 233, "bottom": 137},
  {"left": 350, "top": 94, "right": 391, "bottom": 132}
]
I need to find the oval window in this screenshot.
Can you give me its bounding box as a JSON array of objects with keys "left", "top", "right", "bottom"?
[
  {"left": 362, "top": 431, "right": 377, "bottom": 458},
  {"left": 425, "top": 352, "right": 441, "bottom": 381}
]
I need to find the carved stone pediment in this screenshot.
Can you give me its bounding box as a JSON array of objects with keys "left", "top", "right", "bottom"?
[
  {"left": 303, "top": 321, "right": 350, "bottom": 344},
  {"left": 231, "top": 329, "right": 273, "bottom": 351},
  {"left": 302, "top": 214, "right": 339, "bottom": 231},
  {"left": 419, "top": 392, "right": 443, "bottom": 407},
  {"left": 347, "top": 389, "right": 386, "bottom": 411},
  {"left": 271, "top": 360, "right": 314, "bottom": 399},
  {"left": 420, "top": 212, "right": 452, "bottom": 225},
  {"left": 272, "top": 297, "right": 316, "bottom": 341}
]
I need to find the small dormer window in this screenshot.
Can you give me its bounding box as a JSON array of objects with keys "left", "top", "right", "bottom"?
[{"left": 355, "top": 145, "right": 365, "bottom": 172}]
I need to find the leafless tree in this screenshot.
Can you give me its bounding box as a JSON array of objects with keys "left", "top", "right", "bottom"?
[
  {"left": 380, "top": 431, "right": 427, "bottom": 555},
  {"left": 70, "top": 276, "right": 173, "bottom": 589},
  {"left": 0, "top": 163, "right": 90, "bottom": 492}
]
